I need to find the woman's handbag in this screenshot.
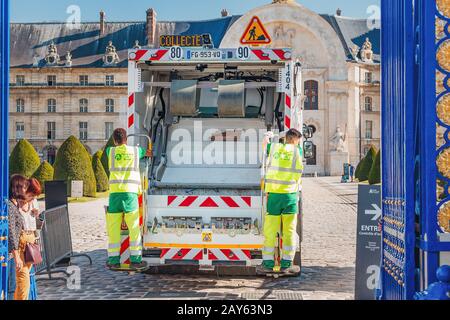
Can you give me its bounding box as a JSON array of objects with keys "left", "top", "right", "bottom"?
[{"left": 24, "top": 241, "right": 43, "bottom": 265}]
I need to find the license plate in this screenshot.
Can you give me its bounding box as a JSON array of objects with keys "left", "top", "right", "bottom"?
[{"left": 188, "top": 50, "right": 222, "bottom": 60}]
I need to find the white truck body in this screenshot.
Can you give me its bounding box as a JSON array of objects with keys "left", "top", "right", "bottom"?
[{"left": 127, "top": 47, "right": 303, "bottom": 269}]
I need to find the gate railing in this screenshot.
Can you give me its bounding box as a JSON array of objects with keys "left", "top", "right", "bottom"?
[
  {"left": 0, "top": 0, "right": 9, "bottom": 301},
  {"left": 380, "top": 0, "right": 416, "bottom": 300}
]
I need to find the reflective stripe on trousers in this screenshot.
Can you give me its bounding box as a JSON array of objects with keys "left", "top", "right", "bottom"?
[
  {"left": 106, "top": 209, "right": 142, "bottom": 260},
  {"left": 263, "top": 214, "right": 298, "bottom": 262}
]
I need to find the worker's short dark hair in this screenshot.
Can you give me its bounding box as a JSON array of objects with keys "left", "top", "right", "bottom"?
[
  {"left": 285, "top": 129, "right": 302, "bottom": 142},
  {"left": 113, "top": 128, "right": 127, "bottom": 145}
]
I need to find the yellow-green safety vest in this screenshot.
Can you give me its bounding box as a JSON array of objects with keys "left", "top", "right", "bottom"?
[
  {"left": 264, "top": 143, "right": 304, "bottom": 194},
  {"left": 108, "top": 145, "right": 141, "bottom": 194}
]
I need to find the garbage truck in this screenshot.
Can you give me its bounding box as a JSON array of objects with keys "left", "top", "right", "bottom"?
[{"left": 125, "top": 45, "right": 313, "bottom": 274}]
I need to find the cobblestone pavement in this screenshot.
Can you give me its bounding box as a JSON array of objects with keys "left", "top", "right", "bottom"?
[{"left": 36, "top": 177, "right": 358, "bottom": 300}]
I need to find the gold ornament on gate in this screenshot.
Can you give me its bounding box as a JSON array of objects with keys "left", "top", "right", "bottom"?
[
  {"left": 438, "top": 202, "right": 450, "bottom": 233},
  {"left": 437, "top": 40, "right": 450, "bottom": 72},
  {"left": 437, "top": 0, "right": 450, "bottom": 18},
  {"left": 437, "top": 94, "right": 450, "bottom": 125},
  {"left": 437, "top": 148, "right": 450, "bottom": 179}
]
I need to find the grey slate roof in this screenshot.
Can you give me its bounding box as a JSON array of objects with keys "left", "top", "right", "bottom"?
[
  {"left": 10, "top": 14, "right": 380, "bottom": 68},
  {"left": 321, "top": 15, "right": 381, "bottom": 63}
]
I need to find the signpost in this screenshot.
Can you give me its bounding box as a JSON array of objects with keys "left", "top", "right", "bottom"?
[
  {"left": 240, "top": 16, "right": 272, "bottom": 46},
  {"left": 355, "top": 184, "right": 382, "bottom": 300}
]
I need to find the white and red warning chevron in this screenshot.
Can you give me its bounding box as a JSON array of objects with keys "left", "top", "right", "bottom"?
[
  {"left": 208, "top": 249, "right": 251, "bottom": 261},
  {"left": 285, "top": 93, "right": 292, "bottom": 130},
  {"left": 167, "top": 196, "right": 253, "bottom": 208},
  {"left": 250, "top": 49, "right": 291, "bottom": 61},
  {"left": 120, "top": 234, "right": 131, "bottom": 266},
  {"left": 129, "top": 49, "right": 170, "bottom": 62},
  {"left": 160, "top": 248, "right": 252, "bottom": 262},
  {"left": 160, "top": 248, "right": 203, "bottom": 261}
]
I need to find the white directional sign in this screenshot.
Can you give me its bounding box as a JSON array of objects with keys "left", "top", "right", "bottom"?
[{"left": 365, "top": 204, "right": 382, "bottom": 221}]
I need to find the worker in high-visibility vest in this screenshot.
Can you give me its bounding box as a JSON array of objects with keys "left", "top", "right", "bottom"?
[
  {"left": 105, "top": 128, "right": 151, "bottom": 270},
  {"left": 258, "top": 129, "right": 304, "bottom": 274}
]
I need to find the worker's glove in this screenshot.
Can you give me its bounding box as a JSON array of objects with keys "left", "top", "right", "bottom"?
[{"left": 263, "top": 131, "right": 275, "bottom": 143}]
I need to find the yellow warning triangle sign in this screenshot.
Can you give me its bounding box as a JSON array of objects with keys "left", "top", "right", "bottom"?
[{"left": 240, "top": 16, "right": 272, "bottom": 46}]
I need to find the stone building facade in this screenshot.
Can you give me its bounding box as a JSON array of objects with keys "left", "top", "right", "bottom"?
[{"left": 9, "top": 0, "right": 380, "bottom": 174}]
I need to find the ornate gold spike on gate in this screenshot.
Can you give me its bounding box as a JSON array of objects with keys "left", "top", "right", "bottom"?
[
  {"left": 438, "top": 202, "right": 450, "bottom": 233},
  {"left": 437, "top": 148, "right": 450, "bottom": 179},
  {"left": 437, "top": 0, "right": 450, "bottom": 18},
  {"left": 437, "top": 95, "right": 450, "bottom": 125},
  {"left": 437, "top": 41, "right": 450, "bottom": 72}
]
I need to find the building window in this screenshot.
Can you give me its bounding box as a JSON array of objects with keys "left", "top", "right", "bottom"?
[
  {"left": 16, "top": 75, "right": 25, "bottom": 86},
  {"left": 105, "top": 122, "right": 114, "bottom": 140},
  {"left": 80, "top": 99, "right": 89, "bottom": 113},
  {"left": 79, "top": 122, "right": 88, "bottom": 141},
  {"left": 16, "top": 122, "right": 25, "bottom": 140},
  {"left": 106, "top": 99, "right": 115, "bottom": 113},
  {"left": 45, "top": 146, "right": 57, "bottom": 165},
  {"left": 47, "top": 99, "right": 56, "bottom": 113},
  {"left": 364, "top": 97, "right": 373, "bottom": 111},
  {"left": 365, "top": 121, "right": 373, "bottom": 139},
  {"left": 304, "top": 80, "right": 319, "bottom": 110},
  {"left": 16, "top": 99, "right": 25, "bottom": 113},
  {"left": 47, "top": 122, "right": 56, "bottom": 140},
  {"left": 106, "top": 75, "right": 115, "bottom": 86},
  {"left": 80, "top": 75, "right": 89, "bottom": 86},
  {"left": 47, "top": 75, "right": 57, "bottom": 86},
  {"left": 365, "top": 72, "right": 373, "bottom": 84}
]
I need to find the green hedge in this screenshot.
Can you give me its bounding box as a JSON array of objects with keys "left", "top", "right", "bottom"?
[
  {"left": 101, "top": 135, "right": 115, "bottom": 178},
  {"left": 32, "top": 161, "right": 54, "bottom": 193},
  {"left": 368, "top": 150, "right": 381, "bottom": 185},
  {"left": 355, "top": 159, "right": 363, "bottom": 180},
  {"left": 53, "top": 136, "right": 96, "bottom": 197},
  {"left": 92, "top": 151, "right": 109, "bottom": 192},
  {"left": 9, "top": 139, "right": 41, "bottom": 178},
  {"left": 358, "top": 146, "right": 377, "bottom": 182}
]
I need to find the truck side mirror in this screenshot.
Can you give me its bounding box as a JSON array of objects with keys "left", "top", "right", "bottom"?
[{"left": 303, "top": 141, "right": 315, "bottom": 159}]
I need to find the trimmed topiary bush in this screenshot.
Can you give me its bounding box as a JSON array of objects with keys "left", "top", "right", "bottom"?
[
  {"left": 32, "top": 161, "right": 54, "bottom": 193},
  {"left": 92, "top": 150, "right": 109, "bottom": 192},
  {"left": 358, "top": 146, "right": 377, "bottom": 182},
  {"left": 369, "top": 150, "right": 381, "bottom": 185},
  {"left": 9, "top": 139, "right": 41, "bottom": 178},
  {"left": 355, "top": 159, "right": 364, "bottom": 181},
  {"left": 53, "top": 136, "right": 96, "bottom": 197},
  {"left": 101, "top": 135, "right": 115, "bottom": 178}
]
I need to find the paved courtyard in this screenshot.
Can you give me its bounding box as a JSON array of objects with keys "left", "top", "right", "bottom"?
[{"left": 36, "top": 177, "right": 358, "bottom": 300}]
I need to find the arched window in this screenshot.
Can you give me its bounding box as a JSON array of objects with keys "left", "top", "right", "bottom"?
[
  {"left": 80, "top": 99, "right": 89, "bottom": 113},
  {"left": 16, "top": 99, "right": 25, "bottom": 113},
  {"left": 364, "top": 97, "right": 373, "bottom": 111},
  {"left": 304, "top": 80, "right": 319, "bottom": 110},
  {"left": 106, "top": 99, "right": 115, "bottom": 113},
  {"left": 47, "top": 99, "right": 56, "bottom": 113}
]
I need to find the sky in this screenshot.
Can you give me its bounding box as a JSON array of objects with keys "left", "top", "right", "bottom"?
[{"left": 11, "top": 0, "right": 381, "bottom": 23}]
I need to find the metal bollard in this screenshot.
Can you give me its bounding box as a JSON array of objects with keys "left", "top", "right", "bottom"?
[{"left": 414, "top": 266, "right": 450, "bottom": 300}]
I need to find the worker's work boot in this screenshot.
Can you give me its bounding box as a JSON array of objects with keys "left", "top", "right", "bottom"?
[
  {"left": 256, "top": 264, "right": 274, "bottom": 275},
  {"left": 106, "top": 262, "right": 121, "bottom": 270},
  {"left": 280, "top": 265, "right": 301, "bottom": 275},
  {"left": 130, "top": 261, "right": 148, "bottom": 270}
]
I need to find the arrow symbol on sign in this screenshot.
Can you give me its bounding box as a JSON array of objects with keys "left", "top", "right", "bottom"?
[{"left": 365, "top": 204, "right": 382, "bottom": 221}]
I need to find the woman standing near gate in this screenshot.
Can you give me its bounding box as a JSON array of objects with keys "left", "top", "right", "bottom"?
[{"left": 7, "top": 175, "right": 42, "bottom": 300}]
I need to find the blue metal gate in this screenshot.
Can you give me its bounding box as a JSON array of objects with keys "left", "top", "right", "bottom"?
[
  {"left": 0, "top": 0, "right": 9, "bottom": 300},
  {"left": 381, "top": 0, "right": 450, "bottom": 300}
]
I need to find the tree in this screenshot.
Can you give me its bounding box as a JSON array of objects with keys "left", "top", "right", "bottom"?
[
  {"left": 369, "top": 150, "right": 381, "bottom": 185},
  {"left": 358, "top": 146, "right": 377, "bottom": 182},
  {"left": 9, "top": 139, "right": 41, "bottom": 178},
  {"left": 101, "top": 135, "right": 115, "bottom": 178},
  {"left": 355, "top": 159, "right": 364, "bottom": 181},
  {"left": 32, "top": 161, "right": 54, "bottom": 193},
  {"left": 53, "top": 136, "right": 96, "bottom": 197},
  {"left": 92, "top": 151, "right": 109, "bottom": 192}
]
